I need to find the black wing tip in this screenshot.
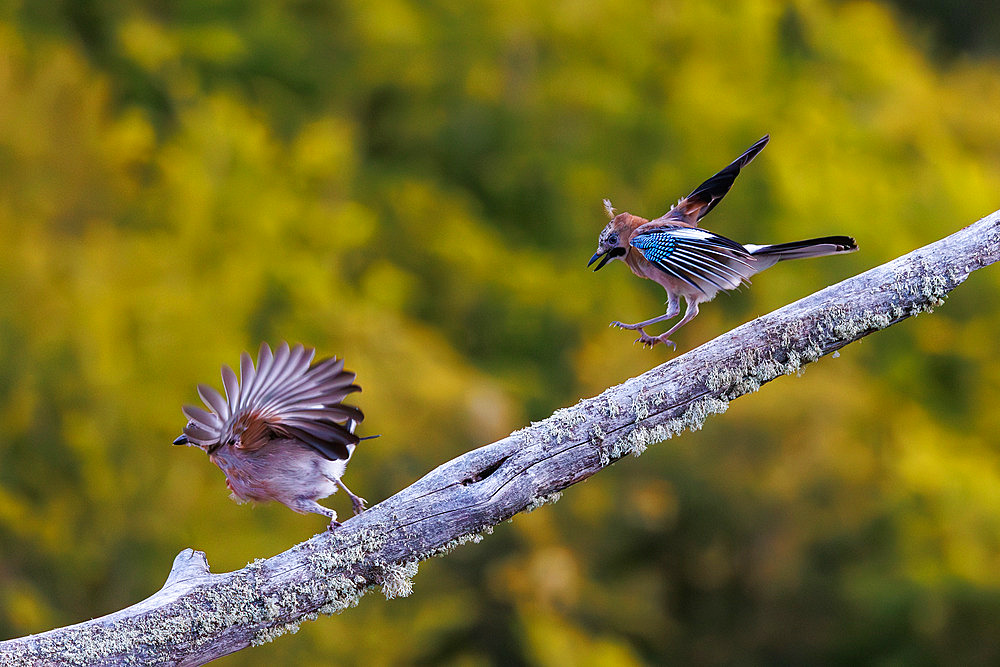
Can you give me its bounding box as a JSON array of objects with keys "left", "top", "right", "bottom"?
[
  {"left": 291, "top": 421, "right": 358, "bottom": 460},
  {"left": 678, "top": 134, "right": 771, "bottom": 221},
  {"left": 736, "top": 134, "right": 770, "bottom": 168}
]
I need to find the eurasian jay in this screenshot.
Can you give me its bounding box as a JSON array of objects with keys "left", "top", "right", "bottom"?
[
  {"left": 589, "top": 135, "right": 857, "bottom": 349},
  {"left": 173, "top": 342, "right": 370, "bottom": 529}
]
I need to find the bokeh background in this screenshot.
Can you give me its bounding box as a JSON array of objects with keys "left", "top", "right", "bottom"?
[{"left": 1, "top": 0, "right": 1000, "bottom": 664}]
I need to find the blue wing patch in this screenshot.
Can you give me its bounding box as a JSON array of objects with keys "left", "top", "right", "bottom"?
[{"left": 630, "top": 227, "right": 755, "bottom": 295}]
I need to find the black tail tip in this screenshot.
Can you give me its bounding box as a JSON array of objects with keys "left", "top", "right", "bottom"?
[{"left": 803, "top": 235, "right": 858, "bottom": 252}]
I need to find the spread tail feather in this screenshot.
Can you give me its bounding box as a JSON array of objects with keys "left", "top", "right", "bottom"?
[{"left": 745, "top": 235, "right": 858, "bottom": 261}]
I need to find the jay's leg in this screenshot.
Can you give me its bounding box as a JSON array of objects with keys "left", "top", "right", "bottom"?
[
  {"left": 335, "top": 418, "right": 368, "bottom": 514},
  {"left": 328, "top": 475, "right": 368, "bottom": 515},
  {"left": 611, "top": 293, "right": 681, "bottom": 330},
  {"left": 639, "top": 298, "right": 700, "bottom": 349},
  {"left": 290, "top": 497, "right": 341, "bottom": 529}
]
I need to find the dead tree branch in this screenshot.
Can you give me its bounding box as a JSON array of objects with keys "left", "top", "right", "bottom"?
[{"left": 3, "top": 211, "right": 999, "bottom": 666}]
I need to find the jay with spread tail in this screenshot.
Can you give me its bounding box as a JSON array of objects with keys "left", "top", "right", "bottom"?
[
  {"left": 173, "top": 342, "right": 371, "bottom": 529},
  {"left": 589, "top": 135, "right": 858, "bottom": 349}
]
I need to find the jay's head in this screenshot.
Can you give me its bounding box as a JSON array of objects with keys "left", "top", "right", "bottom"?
[
  {"left": 589, "top": 199, "right": 643, "bottom": 271},
  {"left": 171, "top": 416, "right": 261, "bottom": 455}
]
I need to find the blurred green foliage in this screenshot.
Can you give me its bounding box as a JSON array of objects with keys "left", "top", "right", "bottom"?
[{"left": 1, "top": 0, "right": 999, "bottom": 664}]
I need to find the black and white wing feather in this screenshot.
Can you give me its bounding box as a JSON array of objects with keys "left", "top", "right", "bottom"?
[
  {"left": 655, "top": 135, "right": 769, "bottom": 225},
  {"left": 182, "top": 342, "right": 364, "bottom": 461},
  {"left": 630, "top": 226, "right": 758, "bottom": 296}
]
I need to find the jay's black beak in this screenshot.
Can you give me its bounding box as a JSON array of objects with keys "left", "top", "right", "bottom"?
[
  {"left": 589, "top": 247, "right": 625, "bottom": 271},
  {"left": 173, "top": 434, "right": 189, "bottom": 446}
]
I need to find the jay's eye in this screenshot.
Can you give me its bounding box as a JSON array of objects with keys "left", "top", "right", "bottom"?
[{"left": 608, "top": 233, "right": 619, "bottom": 245}]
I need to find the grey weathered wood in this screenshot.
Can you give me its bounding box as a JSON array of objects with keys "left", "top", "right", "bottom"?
[{"left": 2, "top": 211, "right": 998, "bottom": 666}]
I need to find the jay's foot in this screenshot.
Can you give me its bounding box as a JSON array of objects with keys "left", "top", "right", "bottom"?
[
  {"left": 327, "top": 519, "right": 343, "bottom": 531},
  {"left": 350, "top": 494, "right": 368, "bottom": 516},
  {"left": 635, "top": 331, "right": 677, "bottom": 350},
  {"left": 610, "top": 320, "right": 642, "bottom": 331}
]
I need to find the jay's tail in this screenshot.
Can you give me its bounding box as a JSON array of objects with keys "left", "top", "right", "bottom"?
[
  {"left": 744, "top": 235, "right": 857, "bottom": 271},
  {"left": 746, "top": 235, "right": 857, "bottom": 260}
]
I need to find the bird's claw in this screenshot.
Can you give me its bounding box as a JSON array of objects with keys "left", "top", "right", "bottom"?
[
  {"left": 636, "top": 333, "right": 658, "bottom": 348},
  {"left": 327, "top": 519, "right": 343, "bottom": 532},
  {"left": 635, "top": 332, "right": 677, "bottom": 350},
  {"left": 610, "top": 320, "right": 640, "bottom": 330},
  {"left": 351, "top": 496, "right": 368, "bottom": 515}
]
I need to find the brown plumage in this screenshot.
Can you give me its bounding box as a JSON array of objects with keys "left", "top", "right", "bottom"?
[
  {"left": 173, "top": 342, "right": 371, "bottom": 528},
  {"left": 589, "top": 135, "right": 858, "bottom": 349}
]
